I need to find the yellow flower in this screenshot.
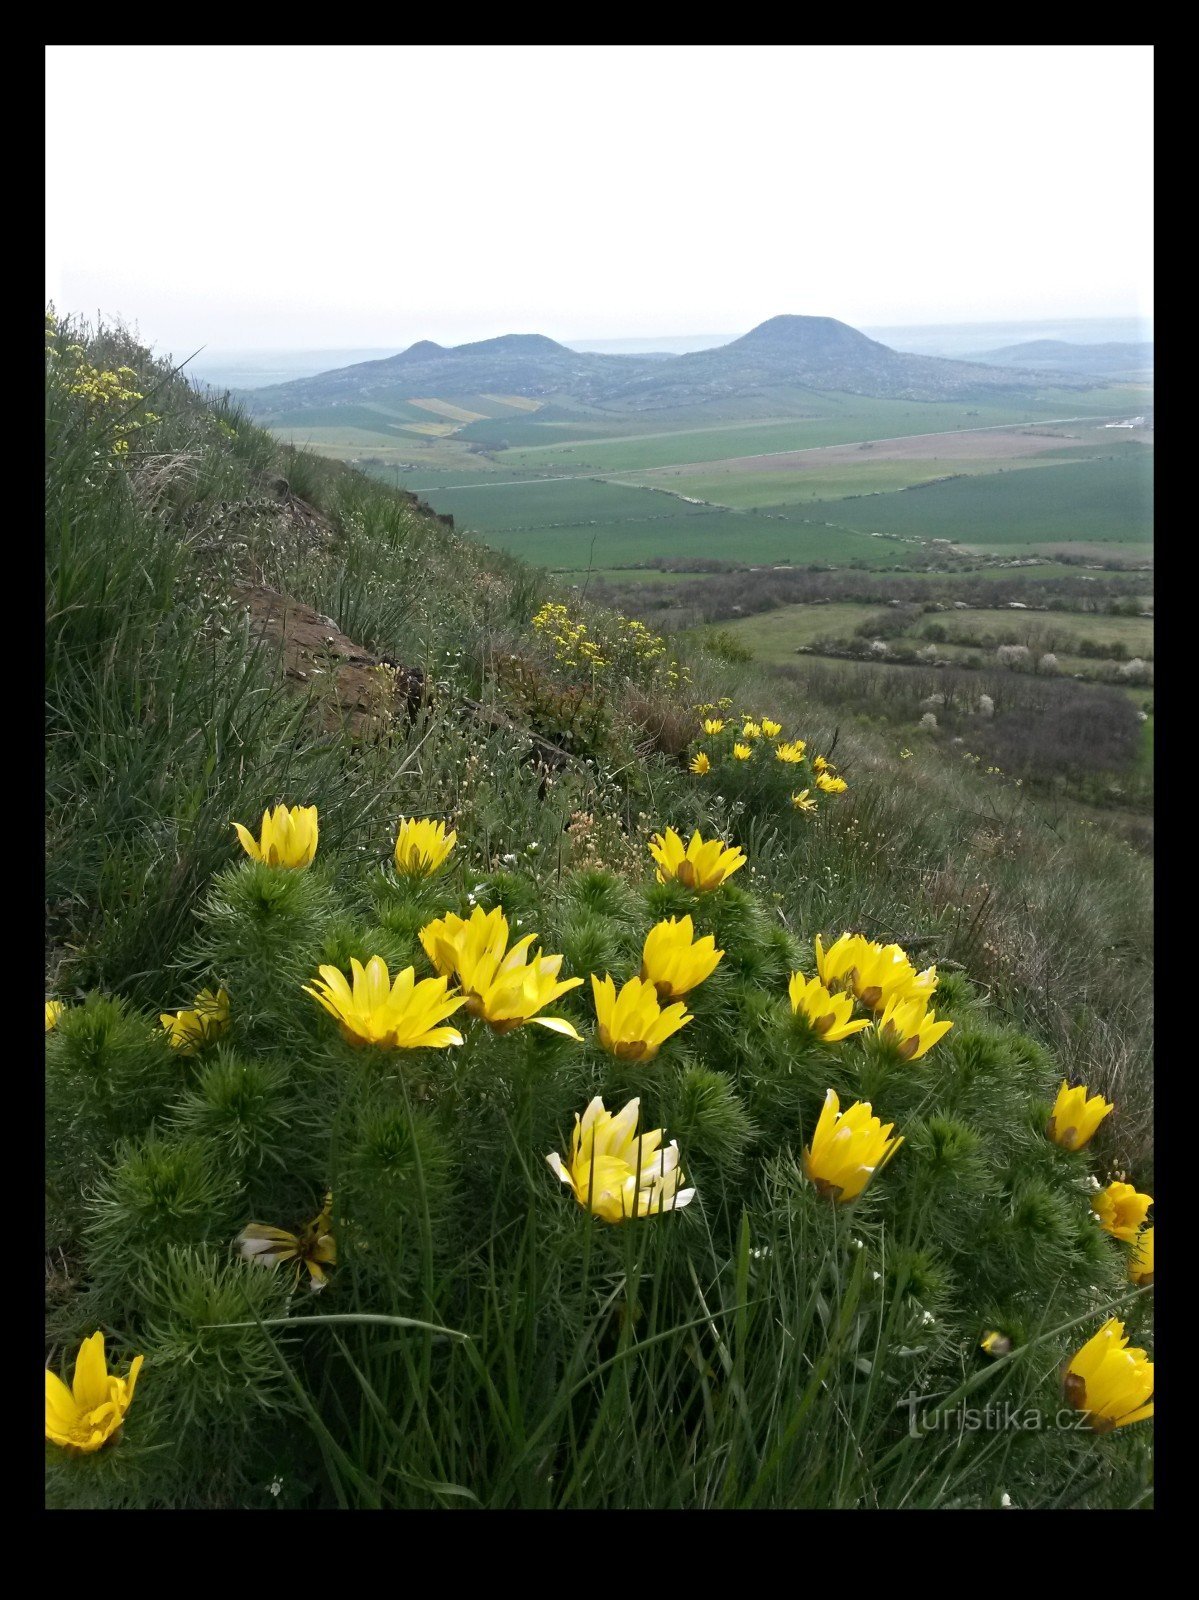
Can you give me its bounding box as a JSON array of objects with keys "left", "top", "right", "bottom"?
[
  {"left": 761, "top": 718, "right": 783, "bottom": 738},
  {"left": 741, "top": 720, "right": 762, "bottom": 740},
  {"left": 702, "top": 718, "right": 725, "bottom": 735},
  {"left": 1063, "top": 1318, "right": 1153, "bottom": 1431},
  {"left": 813, "top": 756, "right": 836, "bottom": 774},
  {"left": 236, "top": 1191, "right": 337, "bottom": 1291},
  {"left": 814, "top": 932, "right": 872, "bottom": 992},
  {"left": 980, "top": 1330, "right": 1013, "bottom": 1358},
  {"left": 803, "top": 1088, "right": 903, "bottom": 1202},
  {"left": 733, "top": 743, "right": 753, "bottom": 761},
  {"left": 875, "top": 994, "right": 954, "bottom": 1061},
  {"left": 45, "top": 1332, "right": 144, "bottom": 1455},
  {"left": 816, "top": 771, "right": 848, "bottom": 794},
  {"left": 419, "top": 905, "right": 583, "bottom": 1037},
  {"left": 232, "top": 804, "right": 318, "bottom": 869},
  {"left": 1130, "top": 1225, "right": 1154, "bottom": 1287},
  {"left": 303, "top": 957, "right": 465, "bottom": 1049},
  {"left": 775, "top": 740, "right": 807, "bottom": 764},
  {"left": 1047, "top": 1080, "right": 1114, "bottom": 1150},
  {"left": 591, "top": 973, "right": 691, "bottom": 1061},
  {"left": 1092, "top": 1181, "right": 1152, "bottom": 1242},
  {"left": 791, "top": 789, "right": 819, "bottom": 815},
  {"left": 640, "top": 916, "right": 723, "bottom": 1000},
  {"left": 826, "top": 936, "right": 937, "bottom": 1014},
  {"left": 689, "top": 751, "right": 711, "bottom": 775},
  {"left": 394, "top": 816, "right": 456, "bottom": 877},
  {"left": 546, "top": 1094, "right": 695, "bottom": 1222},
  {"left": 900, "top": 748, "right": 913, "bottom": 760},
  {"left": 45, "top": 1000, "right": 65, "bottom": 1032},
  {"left": 788, "top": 972, "right": 871, "bottom": 1042},
  {"left": 159, "top": 987, "right": 231, "bottom": 1054},
  {"left": 648, "top": 827, "right": 746, "bottom": 891}
]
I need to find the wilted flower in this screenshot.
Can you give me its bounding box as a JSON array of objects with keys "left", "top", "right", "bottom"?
[
  {"left": 1047, "top": 1080, "right": 1114, "bottom": 1150},
  {"left": 1129, "top": 1225, "right": 1154, "bottom": 1286},
  {"left": 160, "top": 987, "right": 231, "bottom": 1055},
  {"left": 232, "top": 804, "right": 318, "bottom": 869},
  {"left": 45, "top": 1000, "right": 64, "bottom": 1032},
  {"left": 701, "top": 718, "right": 725, "bottom": 735},
  {"left": 802, "top": 1088, "right": 903, "bottom": 1202},
  {"left": 788, "top": 972, "right": 870, "bottom": 1042},
  {"left": 733, "top": 743, "right": 753, "bottom": 761},
  {"left": 1092, "top": 1181, "right": 1153, "bottom": 1242},
  {"left": 236, "top": 1192, "right": 337, "bottom": 1290},
  {"left": 640, "top": 915, "right": 723, "bottom": 1000},
  {"left": 760, "top": 718, "right": 783, "bottom": 738},
  {"left": 689, "top": 751, "right": 711, "bottom": 775},
  {"left": 815, "top": 771, "right": 848, "bottom": 794},
  {"left": 591, "top": 974, "right": 691, "bottom": 1061},
  {"left": 981, "top": 1330, "right": 1013, "bottom": 1358},
  {"left": 546, "top": 1094, "right": 695, "bottom": 1222},
  {"left": 45, "top": 1332, "right": 144, "bottom": 1455},
  {"left": 419, "top": 904, "right": 583, "bottom": 1036},
  {"left": 791, "top": 789, "right": 819, "bottom": 815},
  {"left": 774, "top": 740, "right": 807, "bottom": 764},
  {"left": 875, "top": 994, "right": 954, "bottom": 1061},
  {"left": 1063, "top": 1318, "right": 1153, "bottom": 1431},
  {"left": 304, "top": 957, "right": 465, "bottom": 1049},
  {"left": 648, "top": 827, "right": 746, "bottom": 891},
  {"left": 394, "top": 816, "right": 456, "bottom": 876}
]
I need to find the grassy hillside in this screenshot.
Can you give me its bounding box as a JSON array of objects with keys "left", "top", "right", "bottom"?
[{"left": 45, "top": 312, "right": 1154, "bottom": 1510}]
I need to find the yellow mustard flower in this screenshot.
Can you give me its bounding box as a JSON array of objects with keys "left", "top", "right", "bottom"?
[
  {"left": 702, "top": 718, "right": 725, "bottom": 735},
  {"left": 159, "top": 986, "right": 231, "bottom": 1055},
  {"left": 591, "top": 974, "right": 691, "bottom": 1061},
  {"left": 419, "top": 904, "right": 582, "bottom": 1037},
  {"left": 741, "top": 720, "right": 763, "bottom": 740},
  {"left": 775, "top": 740, "right": 807, "bottom": 764},
  {"left": 236, "top": 1191, "right": 337, "bottom": 1291},
  {"left": 1047, "top": 1080, "right": 1114, "bottom": 1150},
  {"left": 1092, "top": 1181, "right": 1153, "bottom": 1242},
  {"left": 1130, "top": 1225, "right": 1154, "bottom": 1286},
  {"left": 45, "top": 1000, "right": 65, "bottom": 1032},
  {"left": 980, "top": 1330, "right": 1013, "bottom": 1358},
  {"left": 690, "top": 750, "right": 711, "bottom": 775},
  {"left": 875, "top": 994, "right": 954, "bottom": 1061},
  {"left": 791, "top": 789, "right": 819, "bottom": 815},
  {"left": 232, "top": 804, "right": 318, "bottom": 869},
  {"left": 640, "top": 915, "right": 723, "bottom": 1000},
  {"left": 816, "top": 771, "right": 848, "bottom": 794},
  {"left": 546, "top": 1094, "right": 695, "bottom": 1222},
  {"left": 1063, "top": 1318, "right": 1153, "bottom": 1431},
  {"left": 648, "top": 827, "right": 746, "bottom": 891},
  {"left": 788, "top": 972, "right": 871, "bottom": 1042},
  {"left": 761, "top": 718, "right": 783, "bottom": 738},
  {"left": 304, "top": 957, "right": 465, "bottom": 1049},
  {"left": 803, "top": 1088, "right": 903, "bottom": 1202},
  {"left": 46, "top": 1332, "right": 144, "bottom": 1455},
  {"left": 394, "top": 816, "right": 456, "bottom": 877}
]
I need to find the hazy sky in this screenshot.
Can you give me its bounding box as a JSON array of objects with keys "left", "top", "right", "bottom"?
[{"left": 46, "top": 44, "right": 1153, "bottom": 356}]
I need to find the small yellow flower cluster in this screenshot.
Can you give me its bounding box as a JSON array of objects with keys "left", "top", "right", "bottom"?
[
  {"left": 689, "top": 714, "right": 846, "bottom": 813},
  {"left": 60, "top": 355, "right": 156, "bottom": 456},
  {"left": 160, "top": 986, "right": 231, "bottom": 1055},
  {"left": 531, "top": 600, "right": 689, "bottom": 690}
]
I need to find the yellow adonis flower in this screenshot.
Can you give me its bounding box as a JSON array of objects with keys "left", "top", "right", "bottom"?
[
  {"left": 689, "top": 751, "right": 711, "bottom": 775},
  {"left": 648, "top": 827, "right": 747, "bottom": 892},
  {"left": 875, "top": 994, "right": 954, "bottom": 1061},
  {"left": 304, "top": 957, "right": 465, "bottom": 1049},
  {"left": 1047, "top": 1080, "right": 1114, "bottom": 1151},
  {"left": 702, "top": 718, "right": 725, "bottom": 735},
  {"left": 546, "top": 1094, "right": 695, "bottom": 1222},
  {"left": 1063, "top": 1318, "right": 1153, "bottom": 1431},
  {"left": 591, "top": 974, "right": 691, "bottom": 1061},
  {"left": 236, "top": 1192, "right": 337, "bottom": 1291},
  {"left": 640, "top": 916, "right": 723, "bottom": 1001},
  {"left": 733, "top": 743, "right": 753, "bottom": 761},
  {"left": 760, "top": 718, "right": 783, "bottom": 738},
  {"left": 1092, "top": 1181, "right": 1153, "bottom": 1242},
  {"left": 803, "top": 1088, "right": 903, "bottom": 1203},
  {"left": 1130, "top": 1225, "right": 1154, "bottom": 1287},
  {"left": 741, "top": 720, "right": 763, "bottom": 740},
  {"left": 815, "top": 771, "right": 848, "bottom": 794},
  {"left": 812, "top": 756, "right": 836, "bottom": 774},
  {"left": 420, "top": 904, "right": 583, "bottom": 1037},
  {"left": 788, "top": 972, "right": 871, "bottom": 1042},
  {"left": 45, "top": 1000, "right": 65, "bottom": 1032},
  {"left": 775, "top": 740, "right": 807, "bottom": 764},
  {"left": 823, "top": 936, "right": 936, "bottom": 1015},
  {"left": 791, "top": 789, "right": 819, "bottom": 815},
  {"left": 45, "top": 1332, "right": 144, "bottom": 1455},
  {"left": 159, "top": 987, "right": 231, "bottom": 1055},
  {"left": 980, "top": 1330, "right": 1013, "bottom": 1358},
  {"left": 232, "top": 804, "right": 318, "bottom": 869},
  {"left": 394, "top": 816, "right": 456, "bottom": 877}
]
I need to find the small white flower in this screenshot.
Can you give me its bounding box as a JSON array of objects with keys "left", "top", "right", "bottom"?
[
  {"left": 921, "top": 1310, "right": 936, "bottom": 1325},
  {"left": 269, "top": 1478, "right": 283, "bottom": 1497},
  {"left": 502, "top": 853, "right": 518, "bottom": 865},
  {"left": 1000, "top": 1493, "right": 1013, "bottom": 1509},
  {"left": 871, "top": 1270, "right": 881, "bottom": 1281}
]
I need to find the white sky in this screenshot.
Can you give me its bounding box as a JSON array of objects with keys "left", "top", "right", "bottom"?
[{"left": 46, "top": 44, "right": 1153, "bottom": 355}]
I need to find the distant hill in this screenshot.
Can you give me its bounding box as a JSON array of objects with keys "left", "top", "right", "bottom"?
[
  {"left": 243, "top": 314, "right": 1101, "bottom": 422},
  {"left": 969, "top": 340, "right": 1154, "bottom": 380}
]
